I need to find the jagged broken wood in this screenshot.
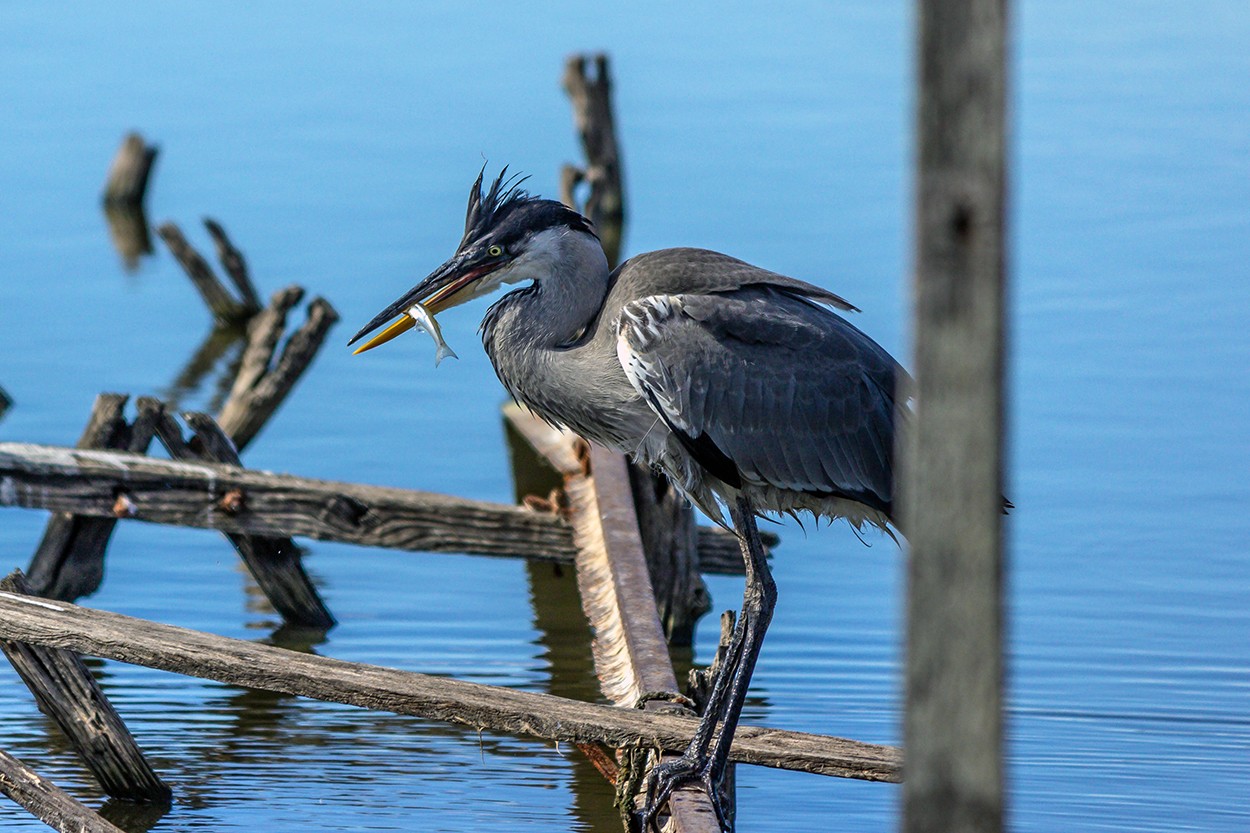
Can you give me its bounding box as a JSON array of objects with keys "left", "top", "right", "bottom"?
[
  {"left": 101, "top": 133, "right": 157, "bottom": 208},
  {"left": 156, "top": 222, "right": 260, "bottom": 325},
  {"left": 0, "top": 442, "right": 748, "bottom": 574},
  {"left": 0, "top": 749, "right": 127, "bottom": 833},
  {"left": 0, "top": 572, "right": 170, "bottom": 804},
  {"left": 215, "top": 287, "right": 340, "bottom": 450},
  {"left": 0, "top": 591, "right": 901, "bottom": 781}
]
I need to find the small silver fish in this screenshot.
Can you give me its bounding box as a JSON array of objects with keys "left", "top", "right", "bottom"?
[{"left": 406, "top": 303, "right": 458, "bottom": 366}]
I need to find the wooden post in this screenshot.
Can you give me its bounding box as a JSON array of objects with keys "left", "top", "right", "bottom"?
[
  {"left": 101, "top": 133, "right": 157, "bottom": 207},
  {"left": 149, "top": 406, "right": 335, "bottom": 629},
  {"left": 0, "top": 572, "right": 171, "bottom": 804},
  {"left": 561, "top": 53, "right": 626, "bottom": 278},
  {"left": 0, "top": 749, "right": 129, "bottom": 833},
  {"left": 903, "top": 1, "right": 1008, "bottom": 832},
  {"left": 0, "top": 592, "right": 902, "bottom": 780},
  {"left": 25, "top": 395, "right": 162, "bottom": 601}
]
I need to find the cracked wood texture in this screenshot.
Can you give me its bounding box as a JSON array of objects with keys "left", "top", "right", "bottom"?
[
  {"left": 903, "top": 1, "right": 1008, "bottom": 832},
  {"left": 0, "top": 442, "right": 748, "bottom": 574},
  {"left": 0, "top": 592, "right": 901, "bottom": 781},
  {"left": 0, "top": 749, "right": 126, "bottom": 833}
]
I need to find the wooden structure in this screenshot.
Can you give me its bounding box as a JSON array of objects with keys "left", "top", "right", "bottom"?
[{"left": 902, "top": 1, "right": 1009, "bottom": 832}]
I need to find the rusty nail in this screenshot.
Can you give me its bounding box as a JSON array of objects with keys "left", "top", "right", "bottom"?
[{"left": 218, "top": 488, "right": 245, "bottom": 515}]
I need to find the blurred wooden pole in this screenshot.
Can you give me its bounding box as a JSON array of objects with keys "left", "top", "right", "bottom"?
[
  {"left": 902, "top": 1, "right": 1008, "bottom": 832},
  {"left": 101, "top": 133, "right": 158, "bottom": 207}
]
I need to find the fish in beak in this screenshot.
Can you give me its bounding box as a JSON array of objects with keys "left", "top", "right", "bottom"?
[{"left": 347, "top": 248, "right": 507, "bottom": 359}]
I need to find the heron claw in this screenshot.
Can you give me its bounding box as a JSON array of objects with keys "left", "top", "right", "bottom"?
[{"left": 638, "top": 753, "right": 729, "bottom": 832}]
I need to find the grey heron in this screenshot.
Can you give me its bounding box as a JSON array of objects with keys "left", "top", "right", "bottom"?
[{"left": 349, "top": 169, "right": 903, "bottom": 829}]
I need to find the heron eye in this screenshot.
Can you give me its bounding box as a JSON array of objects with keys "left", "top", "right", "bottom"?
[{"left": 487, "top": 244, "right": 504, "bottom": 258}]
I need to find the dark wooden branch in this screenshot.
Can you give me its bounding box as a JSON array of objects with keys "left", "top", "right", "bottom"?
[
  {"left": 215, "top": 288, "right": 340, "bottom": 451},
  {"left": 0, "top": 573, "right": 170, "bottom": 804},
  {"left": 101, "top": 133, "right": 157, "bottom": 208},
  {"left": 202, "top": 218, "right": 260, "bottom": 311},
  {"left": 562, "top": 53, "right": 626, "bottom": 268},
  {"left": 0, "top": 592, "right": 902, "bottom": 781},
  {"left": 0, "top": 749, "right": 128, "bottom": 833},
  {"left": 903, "top": 1, "right": 1008, "bottom": 832},
  {"left": 1, "top": 441, "right": 748, "bottom": 574},
  {"left": 156, "top": 223, "right": 257, "bottom": 325},
  {"left": 149, "top": 407, "right": 334, "bottom": 629},
  {"left": 25, "top": 395, "right": 162, "bottom": 601}
]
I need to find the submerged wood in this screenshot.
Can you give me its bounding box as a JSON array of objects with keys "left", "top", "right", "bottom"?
[
  {"left": 0, "top": 573, "right": 170, "bottom": 804},
  {"left": 0, "top": 592, "right": 902, "bottom": 781},
  {"left": 25, "top": 395, "right": 162, "bottom": 601},
  {"left": 101, "top": 133, "right": 157, "bottom": 207},
  {"left": 0, "top": 442, "right": 748, "bottom": 574},
  {"left": 149, "top": 407, "right": 334, "bottom": 629},
  {"left": 0, "top": 749, "right": 127, "bottom": 833}
]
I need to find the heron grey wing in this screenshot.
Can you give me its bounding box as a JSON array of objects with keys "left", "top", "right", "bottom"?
[
  {"left": 608, "top": 248, "right": 859, "bottom": 313},
  {"left": 617, "top": 288, "right": 899, "bottom": 516}
]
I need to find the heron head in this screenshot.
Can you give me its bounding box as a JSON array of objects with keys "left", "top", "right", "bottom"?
[{"left": 348, "top": 167, "right": 597, "bottom": 354}]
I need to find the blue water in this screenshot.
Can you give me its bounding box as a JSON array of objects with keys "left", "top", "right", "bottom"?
[{"left": 1, "top": 2, "right": 1247, "bottom": 831}]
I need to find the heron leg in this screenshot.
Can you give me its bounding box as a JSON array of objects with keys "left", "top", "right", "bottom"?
[{"left": 640, "top": 494, "right": 776, "bottom": 832}]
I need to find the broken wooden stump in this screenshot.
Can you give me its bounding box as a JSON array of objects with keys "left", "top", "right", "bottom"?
[
  {"left": 561, "top": 53, "right": 626, "bottom": 267},
  {"left": 215, "top": 286, "right": 340, "bottom": 450},
  {"left": 101, "top": 133, "right": 158, "bottom": 208},
  {"left": 0, "top": 572, "right": 171, "bottom": 805},
  {"left": 0, "top": 591, "right": 902, "bottom": 781},
  {"left": 149, "top": 406, "right": 334, "bottom": 629},
  {"left": 0, "top": 385, "right": 11, "bottom": 423},
  {"left": 0, "top": 441, "right": 750, "bottom": 574},
  {"left": 0, "top": 749, "right": 129, "bottom": 833},
  {"left": 25, "top": 394, "right": 162, "bottom": 601}
]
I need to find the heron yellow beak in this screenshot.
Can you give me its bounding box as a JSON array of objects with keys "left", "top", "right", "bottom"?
[{"left": 352, "top": 316, "right": 415, "bottom": 355}]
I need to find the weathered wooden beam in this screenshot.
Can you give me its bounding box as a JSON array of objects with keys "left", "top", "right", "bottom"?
[
  {"left": 149, "top": 407, "right": 334, "bottom": 629},
  {"left": 0, "top": 592, "right": 902, "bottom": 781},
  {"left": 504, "top": 404, "right": 723, "bottom": 831},
  {"left": 0, "top": 749, "right": 127, "bottom": 833},
  {"left": 25, "top": 395, "right": 162, "bottom": 601},
  {"left": 0, "top": 442, "right": 748, "bottom": 574},
  {"left": 561, "top": 53, "right": 626, "bottom": 268},
  {"left": 903, "top": 1, "right": 1008, "bottom": 832},
  {"left": 0, "top": 573, "right": 170, "bottom": 804}
]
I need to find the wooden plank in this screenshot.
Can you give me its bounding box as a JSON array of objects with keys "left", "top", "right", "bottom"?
[
  {"left": 504, "top": 404, "right": 722, "bottom": 831},
  {"left": 0, "top": 441, "right": 747, "bottom": 574},
  {"left": 0, "top": 749, "right": 127, "bottom": 833},
  {"left": 903, "top": 1, "right": 1008, "bottom": 832},
  {"left": 0, "top": 573, "right": 170, "bottom": 804},
  {"left": 0, "top": 591, "right": 901, "bottom": 781}
]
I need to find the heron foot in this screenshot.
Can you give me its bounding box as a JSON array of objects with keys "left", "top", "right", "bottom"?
[{"left": 638, "top": 751, "right": 729, "bottom": 833}]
